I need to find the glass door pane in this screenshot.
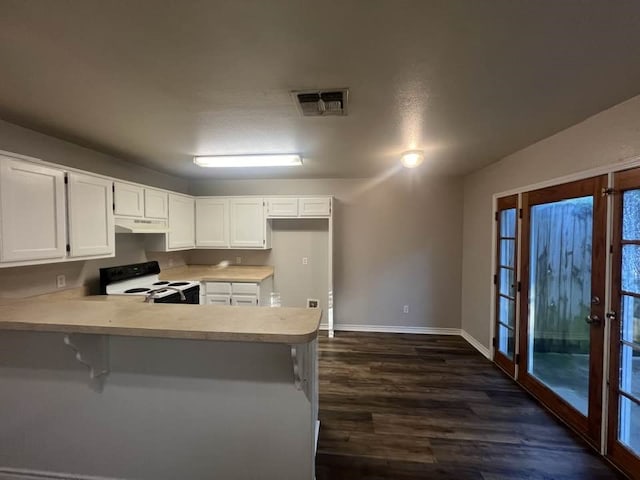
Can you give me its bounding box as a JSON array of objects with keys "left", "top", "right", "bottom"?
[
  {"left": 494, "top": 196, "right": 518, "bottom": 376},
  {"left": 528, "top": 196, "right": 593, "bottom": 415},
  {"left": 614, "top": 187, "right": 640, "bottom": 458}
]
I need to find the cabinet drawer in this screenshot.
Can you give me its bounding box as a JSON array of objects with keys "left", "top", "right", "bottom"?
[
  {"left": 299, "top": 197, "right": 331, "bottom": 216},
  {"left": 231, "top": 282, "right": 259, "bottom": 295},
  {"left": 232, "top": 295, "right": 258, "bottom": 307},
  {"left": 205, "top": 294, "right": 231, "bottom": 305},
  {"left": 266, "top": 198, "right": 298, "bottom": 217},
  {"left": 204, "top": 282, "right": 231, "bottom": 295}
]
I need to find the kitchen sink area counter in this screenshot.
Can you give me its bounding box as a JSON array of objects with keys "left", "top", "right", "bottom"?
[{"left": 159, "top": 264, "right": 274, "bottom": 283}]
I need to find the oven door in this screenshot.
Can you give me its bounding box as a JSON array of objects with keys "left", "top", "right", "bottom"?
[{"left": 153, "top": 286, "right": 200, "bottom": 304}]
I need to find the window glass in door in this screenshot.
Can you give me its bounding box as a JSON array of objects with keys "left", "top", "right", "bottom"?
[
  {"left": 528, "top": 196, "right": 594, "bottom": 415},
  {"left": 497, "top": 207, "right": 517, "bottom": 358},
  {"left": 617, "top": 187, "right": 640, "bottom": 455},
  {"left": 494, "top": 195, "right": 518, "bottom": 377}
]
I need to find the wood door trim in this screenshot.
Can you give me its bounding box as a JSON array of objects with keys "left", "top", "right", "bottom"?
[
  {"left": 527, "top": 177, "right": 602, "bottom": 205},
  {"left": 607, "top": 168, "right": 640, "bottom": 478},
  {"left": 518, "top": 175, "right": 607, "bottom": 448}
]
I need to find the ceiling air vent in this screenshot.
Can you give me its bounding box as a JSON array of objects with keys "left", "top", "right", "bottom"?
[{"left": 292, "top": 89, "right": 349, "bottom": 117}]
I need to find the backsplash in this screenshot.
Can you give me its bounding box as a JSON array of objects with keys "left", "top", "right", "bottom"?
[{"left": 0, "top": 235, "right": 187, "bottom": 299}]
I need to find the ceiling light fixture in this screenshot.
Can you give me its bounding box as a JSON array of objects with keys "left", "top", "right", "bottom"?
[
  {"left": 193, "top": 154, "right": 303, "bottom": 168},
  {"left": 400, "top": 150, "right": 424, "bottom": 169}
]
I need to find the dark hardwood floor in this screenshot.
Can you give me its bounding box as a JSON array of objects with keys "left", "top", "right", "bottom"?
[{"left": 315, "top": 332, "right": 624, "bottom": 480}]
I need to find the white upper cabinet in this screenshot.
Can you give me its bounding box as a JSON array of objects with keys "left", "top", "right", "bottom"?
[
  {"left": 167, "top": 194, "right": 195, "bottom": 250},
  {"left": 67, "top": 172, "right": 115, "bottom": 258},
  {"left": 266, "top": 198, "right": 299, "bottom": 217},
  {"left": 114, "top": 182, "right": 144, "bottom": 217},
  {"left": 0, "top": 156, "right": 66, "bottom": 262},
  {"left": 196, "top": 198, "right": 229, "bottom": 248},
  {"left": 229, "top": 198, "right": 265, "bottom": 248},
  {"left": 144, "top": 188, "right": 168, "bottom": 219},
  {"left": 299, "top": 197, "right": 331, "bottom": 217}
]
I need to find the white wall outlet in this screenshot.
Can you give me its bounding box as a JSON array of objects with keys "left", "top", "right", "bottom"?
[
  {"left": 168, "top": 257, "right": 174, "bottom": 267},
  {"left": 236, "top": 256, "right": 242, "bottom": 264},
  {"left": 302, "top": 257, "right": 308, "bottom": 265},
  {"left": 56, "top": 274, "right": 66, "bottom": 289},
  {"left": 307, "top": 299, "right": 319, "bottom": 308},
  {"left": 403, "top": 305, "right": 409, "bottom": 314}
]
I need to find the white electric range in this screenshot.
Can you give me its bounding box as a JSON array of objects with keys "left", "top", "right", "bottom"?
[{"left": 99, "top": 261, "right": 200, "bottom": 304}]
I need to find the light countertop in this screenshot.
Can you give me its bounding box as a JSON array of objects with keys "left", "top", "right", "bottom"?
[
  {"left": 0, "top": 296, "right": 320, "bottom": 344},
  {"left": 160, "top": 265, "right": 274, "bottom": 283}
]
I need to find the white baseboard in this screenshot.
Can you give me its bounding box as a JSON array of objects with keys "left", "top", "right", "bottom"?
[
  {"left": 0, "top": 468, "right": 120, "bottom": 480},
  {"left": 334, "top": 324, "right": 461, "bottom": 335},
  {"left": 461, "top": 330, "right": 492, "bottom": 359}
]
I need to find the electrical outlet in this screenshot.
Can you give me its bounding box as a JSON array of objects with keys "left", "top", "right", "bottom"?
[
  {"left": 307, "top": 299, "right": 319, "bottom": 308},
  {"left": 403, "top": 305, "right": 409, "bottom": 314},
  {"left": 168, "top": 257, "right": 174, "bottom": 267},
  {"left": 56, "top": 274, "right": 66, "bottom": 289},
  {"left": 236, "top": 256, "right": 242, "bottom": 264},
  {"left": 302, "top": 257, "right": 308, "bottom": 265}
]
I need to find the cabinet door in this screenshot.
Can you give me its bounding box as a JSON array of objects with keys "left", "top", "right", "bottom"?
[
  {"left": 67, "top": 172, "right": 115, "bottom": 257},
  {"left": 229, "top": 198, "right": 265, "bottom": 248},
  {"left": 167, "top": 194, "right": 195, "bottom": 250},
  {"left": 231, "top": 295, "right": 258, "bottom": 307},
  {"left": 266, "top": 198, "right": 298, "bottom": 217},
  {"left": 0, "top": 157, "right": 66, "bottom": 262},
  {"left": 114, "top": 182, "right": 144, "bottom": 217},
  {"left": 299, "top": 197, "right": 331, "bottom": 216},
  {"left": 196, "top": 198, "right": 229, "bottom": 247},
  {"left": 144, "top": 188, "right": 168, "bottom": 219}
]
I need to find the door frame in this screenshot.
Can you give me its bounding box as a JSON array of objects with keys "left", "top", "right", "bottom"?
[
  {"left": 518, "top": 175, "right": 608, "bottom": 449},
  {"left": 607, "top": 167, "right": 640, "bottom": 477}
]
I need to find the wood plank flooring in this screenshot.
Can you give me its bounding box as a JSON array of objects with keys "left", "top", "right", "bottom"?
[{"left": 315, "top": 332, "right": 624, "bottom": 480}]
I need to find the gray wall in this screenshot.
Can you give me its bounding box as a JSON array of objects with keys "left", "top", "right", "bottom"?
[
  {"left": 190, "top": 219, "right": 330, "bottom": 324},
  {"left": 461, "top": 93, "right": 640, "bottom": 348},
  {"left": 0, "top": 119, "right": 189, "bottom": 298},
  {"left": 191, "top": 174, "right": 464, "bottom": 330}
]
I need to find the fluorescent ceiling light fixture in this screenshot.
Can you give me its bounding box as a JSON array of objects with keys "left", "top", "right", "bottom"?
[
  {"left": 193, "top": 154, "right": 302, "bottom": 168},
  {"left": 400, "top": 150, "right": 424, "bottom": 168}
]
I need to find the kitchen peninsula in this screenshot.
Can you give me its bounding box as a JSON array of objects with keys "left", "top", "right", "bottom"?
[{"left": 0, "top": 295, "right": 320, "bottom": 480}]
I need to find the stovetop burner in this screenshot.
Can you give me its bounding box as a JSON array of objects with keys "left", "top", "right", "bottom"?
[
  {"left": 168, "top": 282, "right": 189, "bottom": 286},
  {"left": 124, "top": 287, "right": 151, "bottom": 294},
  {"left": 153, "top": 281, "right": 169, "bottom": 285}
]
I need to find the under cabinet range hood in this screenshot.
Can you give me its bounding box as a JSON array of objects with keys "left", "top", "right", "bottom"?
[{"left": 114, "top": 217, "right": 169, "bottom": 234}]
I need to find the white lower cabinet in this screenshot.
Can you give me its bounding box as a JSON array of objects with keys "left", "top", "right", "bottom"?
[
  {"left": 0, "top": 156, "right": 66, "bottom": 263},
  {"left": 200, "top": 280, "right": 271, "bottom": 306},
  {"left": 67, "top": 172, "right": 115, "bottom": 258}
]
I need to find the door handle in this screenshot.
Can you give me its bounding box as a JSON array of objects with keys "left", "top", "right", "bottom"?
[{"left": 585, "top": 314, "right": 601, "bottom": 325}]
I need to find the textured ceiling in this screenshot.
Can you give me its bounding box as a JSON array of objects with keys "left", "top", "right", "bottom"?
[{"left": 1, "top": 0, "right": 640, "bottom": 179}]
